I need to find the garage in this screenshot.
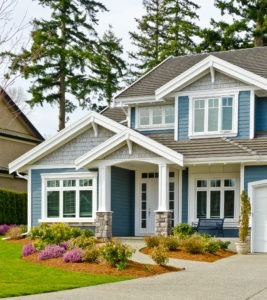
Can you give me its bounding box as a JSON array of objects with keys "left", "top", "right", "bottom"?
[{"left": 249, "top": 181, "right": 267, "bottom": 253}]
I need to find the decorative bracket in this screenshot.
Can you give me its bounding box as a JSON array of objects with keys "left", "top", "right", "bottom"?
[
  {"left": 126, "top": 133, "right": 132, "bottom": 155},
  {"left": 210, "top": 62, "right": 215, "bottom": 84},
  {"left": 92, "top": 118, "right": 98, "bottom": 137}
]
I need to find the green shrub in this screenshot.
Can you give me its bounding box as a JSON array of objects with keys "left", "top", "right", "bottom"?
[
  {"left": 204, "top": 240, "right": 220, "bottom": 254},
  {"left": 20, "top": 225, "right": 27, "bottom": 234},
  {"left": 217, "top": 240, "right": 231, "bottom": 250},
  {"left": 101, "top": 240, "right": 135, "bottom": 268},
  {"left": 81, "top": 228, "right": 94, "bottom": 237},
  {"left": 69, "top": 236, "right": 95, "bottom": 250},
  {"left": 83, "top": 246, "right": 100, "bottom": 263},
  {"left": 161, "top": 235, "right": 179, "bottom": 250},
  {"left": 182, "top": 233, "right": 206, "bottom": 254},
  {"left": 144, "top": 235, "right": 161, "bottom": 248},
  {"left": 151, "top": 246, "right": 169, "bottom": 266},
  {"left": 173, "top": 223, "right": 194, "bottom": 239}
]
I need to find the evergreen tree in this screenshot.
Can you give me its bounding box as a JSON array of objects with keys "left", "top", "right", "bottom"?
[
  {"left": 161, "top": 0, "right": 200, "bottom": 57},
  {"left": 200, "top": 0, "right": 267, "bottom": 52},
  {"left": 5, "top": 0, "right": 107, "bottom": 130},
  {"left": 129, "top": 0, "right": 166, "bottom": 74},
  {"left": 92, "top": 26, "right": 127, "bottom": 105}
]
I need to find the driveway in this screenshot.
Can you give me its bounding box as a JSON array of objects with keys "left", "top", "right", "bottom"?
[{"left": 6, "top": 239, "right": 267, "bottom": 300}]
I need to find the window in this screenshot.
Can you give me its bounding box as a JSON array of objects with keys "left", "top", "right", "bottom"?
[
  {"left": 41, "top": 172, "right": 97, "bottom": 221},
  {"left": 191, "top": 95, "right": 237, "bottom": 137},
  {"left": 196, "top": 178, "right": 236, "bottom": 219},
  {"left": 138, "top": 105, "right": 174, "bottom": 128}
]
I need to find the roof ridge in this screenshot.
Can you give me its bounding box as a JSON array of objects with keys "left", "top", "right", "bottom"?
[{"left": 222, "top": 138, "right": 257, "bottom": 155}]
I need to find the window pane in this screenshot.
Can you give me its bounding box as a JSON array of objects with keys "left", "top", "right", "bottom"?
[
  {"left": 224, "top": 179, "right": 235, "bottom": 187},
  {"left": 208, "top": 98, "right": 219, "bottom": 132},
  {"left": 210, "top": 191, "right": 220, "bottom": 218},
  {"left": 210, "top": 179, "right": 221, "bottom": 187},
  {"left": 47, "top": 191, "right": 59, "bottom": 217},
  {"left": 194, "top": 100, "right": 205, "bottom": 132},
  {"left": 197, "top": 191, "right": 207, "bottom": 218},
  {"left": 63, "top": 180, "right": 76, "bottom": 187},
  {"left": 140, "top": 107, "right": 149, "bottom": 125},
  {"left": 197, "top": 180, "right": 207, "bottom": 188},
  {"left": 47, "top": 180, "right": 59, "bottom": 188},
  {"left": 224, "top": 190, "right": 235, "bottom": 218},
  {"left": 152, "top": 107, "right": 162, "bottom": 124},
  {"left": 165, "top": 106, "right": 174, "bottom": 124},
  {"left": 80, "top": 190, "right": 92, "bottom": 217},
  {"left": 63, "top": 191, "right": 76, "bottom": 217},
  {"left": 79, "top": 179, "right": 92, "bottom": 187},
  {"left": 222, "top": 97, "right": 233, "bottom": 131}
]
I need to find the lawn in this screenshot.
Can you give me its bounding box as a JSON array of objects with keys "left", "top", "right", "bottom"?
[{"left": 0, "top": 237, "right": 132, "bottom": 298}]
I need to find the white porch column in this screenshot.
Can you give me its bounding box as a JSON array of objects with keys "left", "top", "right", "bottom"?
[
  {"left": 98, "top": 166, "right": 111, "bottom": 212},
  {"left": 158, "top": 164, "right": 169, "bottom": 211}
]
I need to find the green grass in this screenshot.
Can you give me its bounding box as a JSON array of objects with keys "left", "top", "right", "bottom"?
[{"left": 0, "top": 237, "right": 132, "bottom": 298}]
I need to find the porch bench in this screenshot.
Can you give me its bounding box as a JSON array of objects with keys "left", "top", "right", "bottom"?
[{"left": 195, "top": 218, "right": 224, "bottom": 237}]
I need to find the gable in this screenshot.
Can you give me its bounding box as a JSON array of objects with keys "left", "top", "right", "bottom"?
[
  {"left": 36, "top": 127, "right": 114, "bottom": 166},
  {"left": 180, "top": 71, "right": 248, "bottom": 93}
]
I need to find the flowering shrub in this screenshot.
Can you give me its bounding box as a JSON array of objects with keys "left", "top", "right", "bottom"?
[
  {"left": 6, "top": 226, "right": 23, "bottom": 239},
  {"left": 63, "top": 248, "right": 84, "bottom": 263},
  {"left": 0, "top": 224, "right": 13, "bottom": 235},
  {"left": 151, "top": 245, "right": 169, "bottom": 266},
  {"left": 144, "top": 236, "right": 161, "bottom": 249},
  {"left": 161, "top": 235, "right": 179, "bottom": 251},
  {"left": 69, "top": 236, "right": 95, "bottom": 250},
  {"left": 59, "top": 241, "right": 71, "bottom": 251},
  {"left": 38, "top": 245, "right": 66, "bottom": 261},
  {"left": 83, "top": 247, "right": 100, "bottom": 263},
  {"left": 22, "top": 243, "right": 37, "bottom": 257},
  {"left": 101, "top": 240, "right": 135, "bottom": 268},
  {"left": 181, "top": 233, "right": 206, "bottom": 254}
]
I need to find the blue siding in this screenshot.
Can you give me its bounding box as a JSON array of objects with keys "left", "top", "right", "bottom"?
[
  {"left": 141, "top": 129, "right": 174, "bottom": 135},
  {"left": 130, "top": 107, "right": 136, "bottom": 129},
  {"left": 182, "top": 168, "right": 188, "bottom": 223},
  {"left": 111, "top": 167, "right": 135, "bottom": 236},
  {"left": 31, "top": 168, "right": 86, "bottom": 226},
  {"left": 178, "top": 96, "right": 189, "bottom": 140},
  {"left": 255, "top": 97, "right": 267, "bottom": 131},
  {"left": 235, "top": 91, "right": 250, "bottom": 139},
  {"left": 244, "top": 166, "right": 267, "bottom": 192}
]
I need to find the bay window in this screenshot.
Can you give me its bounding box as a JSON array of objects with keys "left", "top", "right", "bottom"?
[{"left": 41, "top": 172, "right": 97, "bottom": 222}]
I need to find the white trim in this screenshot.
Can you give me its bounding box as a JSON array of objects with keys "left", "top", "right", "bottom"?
[
  {"left": 248, "top": 179, "right": 267, "bottom": 253},
  {"left": 178, "top": 169, "right": 183, "bottom": 223},
  {"left": 75, "top": 128, "right": 183, "bottom": 168},
  {"left": 114, "top": 56, "right": 172, "bottom": 102},
  {"left": 9, "top": 111, "right": 125, "bottom": 174},
  {"left": 155, "top": 55, "right": 267, "bottom": 101},
  {"left": 135, "top": 170, "right": 141, "bottom": 236},
  {"left": 115, "top": 96, "right": 157, "bottom": 105},
  {"left": 158, "top": 164, "right": 169, "bottom": 211},
  {"left": 40, "top": 171, "right": 98, "bottom": 223},
  {"left": 240, "top": 164, "right": 245, "bottom": 193},
  {"left": 98, "top": 166, "right": 111, "bottom": 212},
  {"left": 250, "top": 89, "right": 255, "bottom": 139},
  {"left": 175, "top": 95, "right": 178, "bottom": 140},
  {"left": 27, "top": 169, "right": 32, "bottom": 231}
]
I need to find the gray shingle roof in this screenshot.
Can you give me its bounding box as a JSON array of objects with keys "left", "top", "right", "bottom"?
[
  {"left": 116, "top": 47, "right": 267, "bottom": 99},
  {"left": 101, "top": 107, "right": 126, "bottom": 124}
]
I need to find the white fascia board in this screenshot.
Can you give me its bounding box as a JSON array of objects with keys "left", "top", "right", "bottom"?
[
  {"left": 115, "top": 95, "right": 158, "bottom": 105},
  {"left": 184, "top": 155, "right": 267, "bottom": 165},
  {"left": 75, "top": 128, "right": 184, "bottom": 169},
  {"left": 155, "top": 55, "right": 267, "bottom": 101},
  {"left": 9, "top": 111, "right": 125, "bottom": 174}
]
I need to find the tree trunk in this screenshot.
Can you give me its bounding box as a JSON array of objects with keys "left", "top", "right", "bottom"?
[{"left": 59, "top": 14, "right": 66, "bottom": 131}]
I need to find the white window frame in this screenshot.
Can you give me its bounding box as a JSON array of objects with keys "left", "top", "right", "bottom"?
[
  {"left": 188, "top": 92, "right": 238, "bottom": 138},
  {"left": 136, "top": 104, "right": 175, "bottom": 130},
  {"left": 40, "top": 172, "right": 97, "bottom": 223}
]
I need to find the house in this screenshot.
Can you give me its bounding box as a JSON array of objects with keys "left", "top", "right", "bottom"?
[
  {"left": 0, "top": 88, "right": 43, "bottom": 192},
  {"left": 8, "top": 47, "right": 267, "bottom": 252}
]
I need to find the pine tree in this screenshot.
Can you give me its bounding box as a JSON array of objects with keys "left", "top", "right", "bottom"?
[
  {"left": 129, "top": 0, "right": 166, "bottom": 74},
  {"left": 92, "top": 26, "right": 127, "bottom": 105},
  {"left": 161, "top": 0, "right": 200, "bottom": 57},
  {"left": 5, "top": 0, "right": 107, "bottom": 130},
  {"left": 200, "top": 0, "right": 267, "bottom": 52}
]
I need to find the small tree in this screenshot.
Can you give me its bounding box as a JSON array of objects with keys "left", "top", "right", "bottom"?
[{"left": 239, "top": 190, "right": 251, "bottom": 243}]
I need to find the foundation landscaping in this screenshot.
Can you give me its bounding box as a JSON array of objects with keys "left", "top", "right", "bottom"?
[{"left": 0, "top": 223, "right": 235, "bottom": 298}]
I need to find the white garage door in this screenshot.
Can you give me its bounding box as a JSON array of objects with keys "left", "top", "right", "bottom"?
[{"left": 253, "top": 186, "right": 267, "bottom": 252}]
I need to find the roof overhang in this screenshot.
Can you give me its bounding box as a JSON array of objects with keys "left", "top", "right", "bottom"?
[
  {"left": 155, "top": 55, "right": 267, "bottom": 101},
  {"left": 9, "top": 111, "right": 126, "bottom": 173},
  {"left": 75, "top": 128, "right": 184, "bottom": 169}
]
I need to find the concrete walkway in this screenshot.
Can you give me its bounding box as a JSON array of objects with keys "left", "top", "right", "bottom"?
[{"left": 6, "top": 238, "right": 267, "bottom": 300}]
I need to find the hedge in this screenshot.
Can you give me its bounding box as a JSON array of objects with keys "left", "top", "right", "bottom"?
[{"left": 0, "top": 189, "right": 27, "bottom": 225}]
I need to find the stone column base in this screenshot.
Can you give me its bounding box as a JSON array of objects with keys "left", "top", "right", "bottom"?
[
  {"left": 155, "top": 211, "right": 172, "bottom": 236},
  {"left": 95, "top": 211, "right": 113, "bottom": 240}
]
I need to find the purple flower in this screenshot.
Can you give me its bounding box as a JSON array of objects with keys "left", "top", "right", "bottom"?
[
  {"left": 63, "top": 248, "right": 84, "bottom": 263},
  {"left": 38, "top": 245, "right": 66, "bottom": 261},
  {"left": 0, "top": 224, "right": 17, "bottom": 235},
  {"left": 59, "top": 241, "right": 71, "bottom": 251},
  {"left": 22, "top": 243, "right": 37, "bottom": 257}
]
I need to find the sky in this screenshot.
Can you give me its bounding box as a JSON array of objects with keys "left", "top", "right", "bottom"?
[{"left": 9, "top": 0, "right": 221, "bottom": 138}]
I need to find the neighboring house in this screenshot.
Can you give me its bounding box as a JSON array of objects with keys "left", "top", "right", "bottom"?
[
  {"left": 0, "top": 89, "right": 43, "bottom": 192},
  {"left": 9, "top": 47, "right": 267, "bottom": 252}
]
